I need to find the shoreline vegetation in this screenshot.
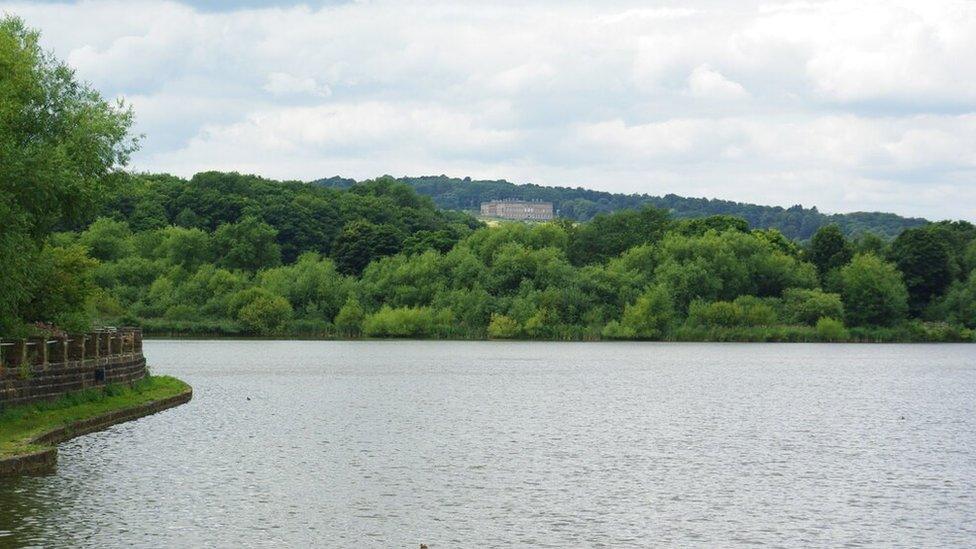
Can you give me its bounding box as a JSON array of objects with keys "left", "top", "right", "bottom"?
[
  {"left": 2, "top": 16, "right": 975, "bottom": 346},
  {"left": 0, "top": 376, "right": 191, "bottom": 473},
  {"left": 139, "top": 325, "right": 972, "bottom": 343}
]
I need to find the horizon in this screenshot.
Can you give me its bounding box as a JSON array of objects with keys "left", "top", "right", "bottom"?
[{"left": 2, "top": 0, "right": 974, "bottom": 221}]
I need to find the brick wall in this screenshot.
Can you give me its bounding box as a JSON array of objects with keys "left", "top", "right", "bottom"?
[{"left": 0, "top": 328, "right": 148, "bottom": 409}]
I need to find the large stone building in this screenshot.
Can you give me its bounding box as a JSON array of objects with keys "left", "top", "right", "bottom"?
[{"left": 480, "top": 199, "right": 554, "bottom": 221}]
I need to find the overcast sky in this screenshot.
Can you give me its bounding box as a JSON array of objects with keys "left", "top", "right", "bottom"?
[{"left": 4, "top": 0, "right": 975, "bottom": 220}]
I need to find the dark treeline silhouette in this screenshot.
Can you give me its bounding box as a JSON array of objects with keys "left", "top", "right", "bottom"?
[{"left": 313, "top": 175, "right": 930, "bottom": 240}]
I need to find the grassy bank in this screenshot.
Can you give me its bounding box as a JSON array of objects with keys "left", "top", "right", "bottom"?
[{"left": 0, "top": 376, "right": 190, "bottom": 458}]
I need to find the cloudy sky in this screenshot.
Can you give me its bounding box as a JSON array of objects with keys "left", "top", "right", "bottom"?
[{"left": 4, "top": 0, "right": 975, "bottom": 220}]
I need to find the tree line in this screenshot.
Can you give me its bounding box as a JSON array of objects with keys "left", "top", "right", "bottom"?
[
  {"left": 32, "top": 175, "right": 976, "bottom": 342},
  {"left": 2, "top": 15, "right": 973, "bottom": 342},
  {"left": 314, "top": 175, "right": 930, "bottom": 240}
]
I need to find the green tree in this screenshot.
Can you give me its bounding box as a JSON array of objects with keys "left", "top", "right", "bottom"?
[
  {"left": 839, "top": 254, "right": 909, "bottom": 326},
  {"left": 888, "top": 227, "right": 953, "bottom": 314},
  {"left": 687, "top": 300, "right": 743, "bottom": 328},
  {"left": 808, "top": 225, "right": 853, "bottom": 277},
  {"left": 0, "top": 17, "right": 136, "bottom": 236},
  {"left": 654, "top": 229, "right": 815, "bottom": 311},
  {"left": 619, "top": 284, "right": 674, "bottom": 338},
  {"left": 931, "top": 272, "right": 976, "bottom": 329},
  {"left": 568, "top": 206, "right": 671, "bottom": 265},
  {"left": 0, "top": 16, "right": 135, "bottom": 332},
  {"left": 260, "top": 253, "right": 351, "bottom": 320},
  {"left": 22, "top": 245, "right": 98, "bottom": 330},
  {"left": 78, "top": 217, "right": 133, "bottom": 261},
  {"left": 237, "top": 294, "right": 293, "bottom": 335},
  {"left": 213, "top": 216, "right": 281, "bottom": 271},
  {"left": 853, "top": 232, "right": 886, "bottom": 256},
  {"left": 675, "top": 215, "right": 749, "bottom": 236},
  {"left": 334, "top": 296, "right": 366, "bottom": 336},
  {"left": 782, "top": 288, "right": 844, "bottom": 326},
  {"left": 332, "top": 220, "right": 403, "bottom": 275},
  {"left": 160, "top": 226, "right": 213, "bottom": 270}
]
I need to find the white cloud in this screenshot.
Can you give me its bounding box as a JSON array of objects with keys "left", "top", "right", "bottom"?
[
  {"left": 263, "top": 72, "right": 332, "bottom": 97},
  {"left": 1, "top": 0, "right": 975, "bottom": 220},
  {"left": 687, "top": 64, "right": 748, "bottom": 99}
]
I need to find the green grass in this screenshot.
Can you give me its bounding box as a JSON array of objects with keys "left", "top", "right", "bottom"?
[{"left": 0, "top": 376, "right": 190, "bottom": 458}]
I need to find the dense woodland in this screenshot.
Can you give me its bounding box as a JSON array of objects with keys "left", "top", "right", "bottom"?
[
  {"left": 2, "top": 17, "right": 974, "bottom": 342},
  {"left": 41, "top": 174, "right": 976, "bottom": 342},
  {"left": 315, "top": 175, "right": 929, "bottom": 240}
]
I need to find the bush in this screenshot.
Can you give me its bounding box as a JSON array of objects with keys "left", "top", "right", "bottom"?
[
  {"left": 287, "top": 318, "right": 331, "bottom": 335},
  {"left": 601, "top": 320, "right": 636, "bottom": 339},
  {"left": 687, "top": 300, "right": 741, "bottom": 328},
  {"left": 686, "top": 296, "right": 779, "bottom": 329},
  {"left": 815, "top": 317, "right": 849, "bottom": 342},
  {"left": 487, "top": 313, "right": 520, "bottom": 339},
  {"left": 619, "top": 284, "right": 674, "bottom": 338},
  {"left": 164, "top": 304, "right": 200, "bottom": 321},
  {"left": 237, "top": 294, "right": 292, "bottom": 335},
  {"left": 733, "top": 295, "right": 778, "bottom": 326},
  {"left": 672, "top": 324, "right": 818, "bottom": 342},
  {"left": 362, "top": 306, "right": 440, "bottom": 337},
  {"left": 334, "top": 296, "right": 365, "bottom": 336},
  {"left": 783, "top": 288, "right": 844, "bottom": 325}
]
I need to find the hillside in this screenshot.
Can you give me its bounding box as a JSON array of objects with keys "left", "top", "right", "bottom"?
[{"left": 313, "top": 175, "right": 928, "bottom": 240}]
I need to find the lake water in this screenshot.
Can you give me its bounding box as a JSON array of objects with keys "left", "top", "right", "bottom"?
[{"left": 1, "top": 341, "right": 975, "bottom": 547}]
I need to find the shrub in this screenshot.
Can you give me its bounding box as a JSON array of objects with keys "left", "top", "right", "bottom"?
[
  {"left": 362, "top": 306, "right": 437, "bottom": 337},
  {"left": 601, "top": 320, "right": 636, "bottom": 340},
  {"left": 334, "top": 296, "right": 365, "bottom": 336},
  {"left": 164, "top": 304, "right": 200, "bottom": 321},
  {"left": 815, "top": 317, "right": 849, "bottom": 342},
  {"left": 783, "top": 288, "right": 844, "bottom": 325},
  {"left": 237, "top": 294, "right": 293, "bottom": 335},
  {"left": 733, "top": 295, "right": 778, "bottom": 326},
  {"left": 487, "top": 313, "right": 520, "bottom": 339},
  {"left": 619, "top": 284, "right": 674, "bottom": 338}
]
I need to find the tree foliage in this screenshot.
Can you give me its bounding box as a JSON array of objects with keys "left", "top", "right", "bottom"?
[
  {"left": 0, "top": 16, "right": 135, "bottom": 333},
  {"left": 889, "top": 227, "right": 953, "bottom": 314},
  {"left": 345, "top": 175, "right": 930, "bottom": 240},
  {"left": 808, "top": 225, "right": 853, "bottom": 277},
  {"left": 839, "top": 254, "right": 909, "bottom": 327}
]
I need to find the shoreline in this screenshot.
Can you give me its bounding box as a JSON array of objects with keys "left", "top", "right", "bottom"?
[
  {"left": 0, "top": 378, "right": 192, "bottom": 477},
  {"left": 140, "top": 333, "right": 974, "bottom": 344}
]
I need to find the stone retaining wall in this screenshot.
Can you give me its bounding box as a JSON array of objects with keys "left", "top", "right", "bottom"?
[
  {"left": 0, "top": 328, "right": 147, "bottom": 409},
  {"left": 0, "top": 386, "right": 192, "bottom": 476}
]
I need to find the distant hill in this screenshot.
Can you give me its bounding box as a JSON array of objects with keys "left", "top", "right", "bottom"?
[{"left": 311, "top": 175, "right": 929, "bottom": 240}]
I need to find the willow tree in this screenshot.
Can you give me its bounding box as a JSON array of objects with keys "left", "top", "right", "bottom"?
[{"left": 0, "top": 16, "right": 137, "bottom": 333}]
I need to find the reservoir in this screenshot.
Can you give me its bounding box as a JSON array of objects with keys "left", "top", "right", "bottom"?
[{"left": 1, "top": 341, "right": 974, "bottom": 547}]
